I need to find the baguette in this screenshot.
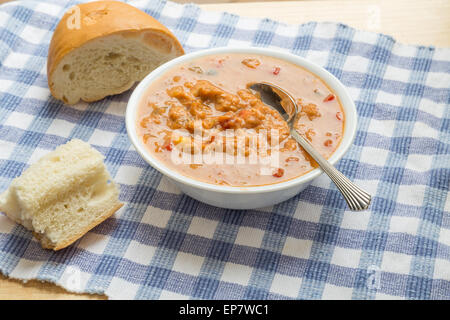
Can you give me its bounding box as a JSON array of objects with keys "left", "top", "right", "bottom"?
[{"left": 47, "top": 0, "right": 184, "bottom": 104}]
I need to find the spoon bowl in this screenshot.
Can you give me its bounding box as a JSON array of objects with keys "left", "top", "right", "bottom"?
[{"left": 249, "top": 82, "right": 297, "bottom": 122}]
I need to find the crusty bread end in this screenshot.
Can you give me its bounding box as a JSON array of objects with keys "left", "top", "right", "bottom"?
[{"left": 47, "top": 1, "right": 184, "bottom": 104}]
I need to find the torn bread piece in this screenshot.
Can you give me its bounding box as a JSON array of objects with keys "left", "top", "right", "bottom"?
[{"left": 0, "top": 139, "right": 123, "bottom": 250}]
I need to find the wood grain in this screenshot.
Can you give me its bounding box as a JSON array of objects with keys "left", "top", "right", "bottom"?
[
  {"left": 0, "top": 0, "right": 448, "bottom": 300},
  {"left": 0, "top": 274, "right": 105, "bottom": 300},
  {"left": 202, "top": 0, "right": 450, "bottom": 47}
]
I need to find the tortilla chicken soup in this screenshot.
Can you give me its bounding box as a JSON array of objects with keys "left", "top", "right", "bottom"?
[{"left": 136, "top": 53, "right": 345, "bottom": 186}]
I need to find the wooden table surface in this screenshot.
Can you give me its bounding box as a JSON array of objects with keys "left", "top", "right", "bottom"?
[{"left": 0, "top": 0, "right": 449, "bottom": 300}]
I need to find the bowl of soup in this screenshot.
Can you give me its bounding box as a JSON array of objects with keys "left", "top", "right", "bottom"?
[{"left": 126, "top": 47, "right": 357, "bottom": 209}]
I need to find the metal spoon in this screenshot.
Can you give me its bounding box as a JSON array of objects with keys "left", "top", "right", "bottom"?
[{"left": 250, "top": 82, "right": 371, "bottom": 211}]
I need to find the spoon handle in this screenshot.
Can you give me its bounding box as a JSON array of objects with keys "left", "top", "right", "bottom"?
[{"left": 290, "top": 129, "right": 371, "bottom": 211}]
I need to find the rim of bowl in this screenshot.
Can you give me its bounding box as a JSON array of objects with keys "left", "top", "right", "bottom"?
[{"left": 126, "top": 46, "right": 357, "bottom": 194}]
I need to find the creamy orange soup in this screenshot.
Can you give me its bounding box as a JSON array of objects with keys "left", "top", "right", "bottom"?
[{"left": 137, "top": 53, "right": 344, "bottom": 186}]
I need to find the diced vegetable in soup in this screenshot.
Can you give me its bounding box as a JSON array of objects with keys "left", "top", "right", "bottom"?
[{"left": 136, "top": 53, "right": 344, "bottom": 186}]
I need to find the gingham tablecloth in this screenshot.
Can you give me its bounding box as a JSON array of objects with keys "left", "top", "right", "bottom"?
[{"left": 0, "top": 0, "right": 449, "bottom": 300}]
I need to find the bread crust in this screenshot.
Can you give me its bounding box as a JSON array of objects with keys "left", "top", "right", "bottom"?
[
  {"left": 47, "top": 0, "right": 184, "bottom": 102},
  {"left": 35, "top": 202, "right": 124, "bottom": 251}
]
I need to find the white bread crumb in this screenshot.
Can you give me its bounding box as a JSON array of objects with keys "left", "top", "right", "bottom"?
[{"left": 50, "top": 32, "right": 182, "bottom": 104}]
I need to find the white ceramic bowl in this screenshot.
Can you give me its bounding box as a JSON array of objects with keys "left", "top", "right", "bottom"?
[{"left": 126, "top": 47, "right": 357, "bottom": 209}]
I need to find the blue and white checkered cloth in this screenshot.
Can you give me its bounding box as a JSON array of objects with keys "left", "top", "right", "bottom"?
[{"left": 0, "top": 0, "right": 449, "bottom": 300}]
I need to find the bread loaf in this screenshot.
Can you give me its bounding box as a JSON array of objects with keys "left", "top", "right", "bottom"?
[
  {"left": 0, "top": 139, "right": 123, "bottom": 250},
  {"left": 47, "top": 0, "right": 184, "bottom": 104}
]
